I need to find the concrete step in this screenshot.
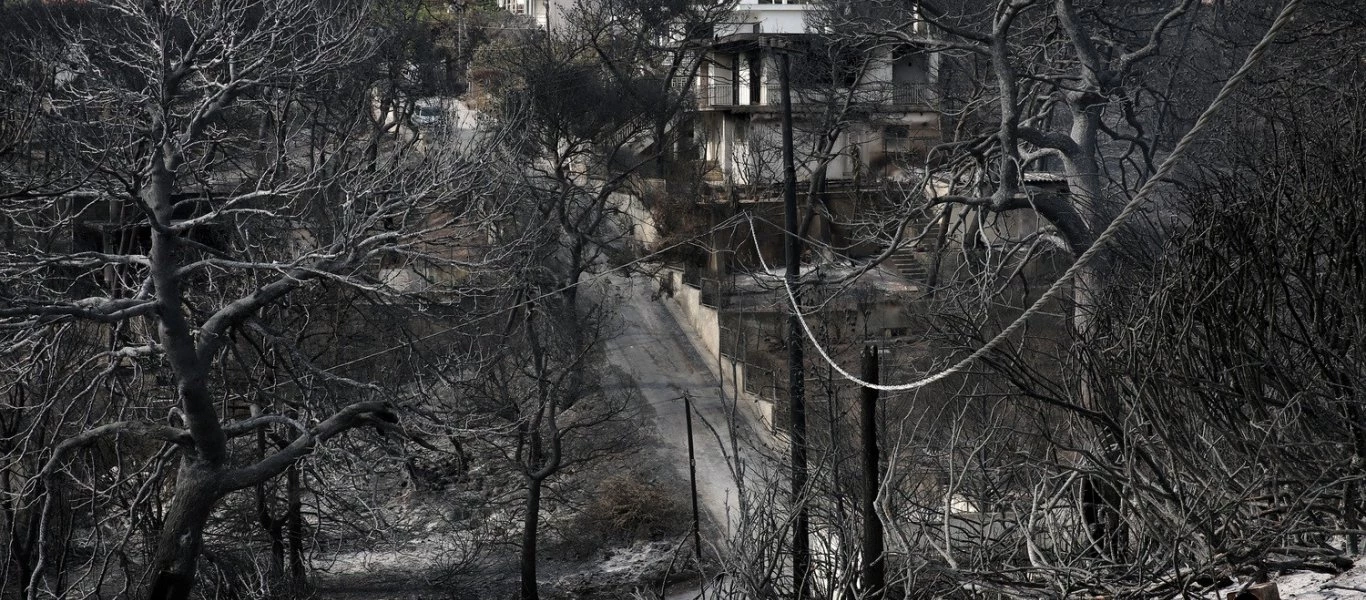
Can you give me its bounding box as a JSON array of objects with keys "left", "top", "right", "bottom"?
[
  {"left": 902, "top": 218, "right": 941, "bottom": 250},
  {"left": 889, "top": 246, "right": 932, "bottom": 281}
]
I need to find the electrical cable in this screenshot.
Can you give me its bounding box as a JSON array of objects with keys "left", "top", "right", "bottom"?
[{"left": 749, "top": 0, "right": 1304, "bottom": 391}]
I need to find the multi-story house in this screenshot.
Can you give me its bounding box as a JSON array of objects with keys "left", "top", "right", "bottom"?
[
  {"left": 695, "top": 0, "right": 943, "bottom": 186},
  {"left": 496, "top": 0, "right": 566, "bottom": 30},
  {"left": 675, "top": 0, "right": 961, "bottom": 294},
  {"left": 664, "top": 2, "right": 1074, "bottom": 437}
]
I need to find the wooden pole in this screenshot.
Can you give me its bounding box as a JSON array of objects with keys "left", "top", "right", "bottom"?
[
  {"left": 684, "top": 393, "right": 703, "bottom": 564},
  {"left": 778, "top": 49, "right": 810, "bottom": 599},
  {"left": 860, "top": 346, "right": 885, "bottom": 599}
]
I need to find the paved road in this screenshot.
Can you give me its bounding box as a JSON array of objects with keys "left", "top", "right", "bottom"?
[{"left": 603, "top": 276, "right": 770, "bottom": 536}]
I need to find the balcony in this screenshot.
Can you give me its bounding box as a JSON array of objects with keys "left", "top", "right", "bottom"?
[
  {"left": 765, "top": 82, "right": 812, "bottom": 106},
  {"left": 757, "top": 82, "right": 938, "bottom": 110},
  {"left": 699, "top": 81, "right": 735, "bottom": 108},
  {"left": 702, "top": 79, "right": 939, "bottom": 112},
  {"left": 888, "top": 83, "right": 937, "bottom": 108}
]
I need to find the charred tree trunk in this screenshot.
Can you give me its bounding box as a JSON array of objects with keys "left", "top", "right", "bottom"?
[
  {"left": 145, "top": 159, "right": 227, "bottom": 600},
  {"left": 147, "top": 462, "right": 221, "bottom": 600},
  {"left": 1079, "top": 473, "right": 1126, "bottom": 561},
  {"left": 778, "top": 50, "right": 810, "bottom": 599},
  {"left": 255, "top": 428, "right": 285, "bottom": 580},
  {"left": 1336, "top": 373, "right": 1364, "bottom": 554},
  {"left": 860, "top": 346, "right": 884, "bottom": 600},
  {"left": 287, "top": 463, "right": 305, "bottom": 588},
  {"left": 520, "top": 476, "right": 544, "bottom": 600}
]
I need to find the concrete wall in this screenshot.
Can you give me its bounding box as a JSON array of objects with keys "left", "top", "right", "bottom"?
[
  {"left": 720, "top": 354, "right": 775, "bottom": 432},
  {"left": 608, "top": 190, "right": 660, "bottom": 250},
  {"left": 666, "top": 269, "right": 721, "bottom": 361},
  {"left": 663, "top": 268, "right": 778, "bottom": 431},
  {"left": 659, "top": 267, "right": 924, "bottom": 434}
]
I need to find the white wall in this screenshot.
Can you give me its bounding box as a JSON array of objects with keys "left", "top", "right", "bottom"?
[
  {"left": 607, "top": 190, "right": 660, "bottom": 250},
  {"left": 498, "top": 0, "right": 572, "bottom": 30},
  {"left": 662, "top": 268, "right": 777, "bottom": 432},
  {"left": 667, "top": 269, "right": 721, "bottom": 361},
  {"left": 732, "top": 2, "right": 809, "bottom": 34}
]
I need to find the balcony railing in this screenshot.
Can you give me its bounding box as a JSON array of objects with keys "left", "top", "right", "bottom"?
[
  {"left": 765, "top": 82, "right": 813, "bottom": 106},
  {"left": 889, "top": 83, "right": 936, "bottom": 108},
  {"left": 699, "top": 81, "right": 735, "bottom": 108},
  {"left": 699, "top": 80, "right": 938, "bottom": 109},
  {"left": 757, "top": 82, "right": 938, "bottom": 109}
]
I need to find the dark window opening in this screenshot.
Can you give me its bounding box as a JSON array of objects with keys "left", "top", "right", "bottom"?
[
  {"left": 748, "top": 52, "right": 762, "bottom": 104},
  {"left": 884, "top": 124, "right": 911, "bottom": 152}
]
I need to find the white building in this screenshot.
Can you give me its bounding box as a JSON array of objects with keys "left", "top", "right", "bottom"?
[
  {"left": 497, "top": 0, "right": 568, "bottom": 30},
  {"left": 696, "top": 0, "right": 942, "bottom": 186}
]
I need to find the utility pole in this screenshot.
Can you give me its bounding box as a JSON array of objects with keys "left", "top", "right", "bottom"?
[
  {"left": 777, "top": 48, "right": 810, "bottom": 599},
  {"left": 861, "top": 345, "right": 885, "bottom": 599},
  {"left": 684, "top": 393, "right": 703, "bottom": 565}
]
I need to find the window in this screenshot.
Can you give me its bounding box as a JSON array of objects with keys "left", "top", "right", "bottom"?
[
  {"left": 884, "top": 124, "right": 911, "bottom": 153},
  {"left": 685, "top": 22, "right": 714, "bottom": 39}
]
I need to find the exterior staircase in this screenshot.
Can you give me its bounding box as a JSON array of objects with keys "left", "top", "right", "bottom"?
[
  {"left": 889, "top": 215, "right": 939, "bottom": 282},
  {"left": 890, "top": 245, "right": 930, "bottom": 281}
]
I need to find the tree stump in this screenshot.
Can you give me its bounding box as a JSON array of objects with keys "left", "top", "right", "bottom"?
[{"left": 1227, "top": 582, "right": 1280, "bottom": 600}]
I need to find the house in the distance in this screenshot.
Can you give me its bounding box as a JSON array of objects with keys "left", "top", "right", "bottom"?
[
  {"left": 695, "top": 0, "right": 943, "bottom": 186},
  {"left": 495, "top": 0, "right": 567, "bottom": 30},
  {"left": 674, "top": 0, "right": 951, "bottom": 289}
]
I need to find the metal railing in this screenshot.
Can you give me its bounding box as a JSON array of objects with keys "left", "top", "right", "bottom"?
[
  {"left": 699, "top": 81, "right": 734, "bottom": 108},
  {"left": 758, "top": 82, "right": 938, "bottom": 108},
  {"left": 888, "top": 83, "right": 936, "bottom": 107},
  {"left": 682, "top": 263, "right": 703, "bottom": 288},
  {"left": 765, "top": 82, "right": 814, "bottom": 106},
  {"left": 699, "top": 277, "right": 728, "bottom": 308}
]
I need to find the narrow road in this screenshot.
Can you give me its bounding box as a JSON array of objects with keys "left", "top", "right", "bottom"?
[{"left": 603, "top": 275, "right": 768, "bottom": 535}]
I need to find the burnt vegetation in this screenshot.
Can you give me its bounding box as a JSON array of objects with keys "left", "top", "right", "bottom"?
[{"left": 1, "top": 0, "right": 1364, "bottom": 599}]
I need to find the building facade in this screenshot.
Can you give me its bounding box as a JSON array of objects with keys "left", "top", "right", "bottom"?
[
  {"left": 497, "top": 0, "right": 565, "bottom": 30},
  {"left": 696, "top": 0, "right": 943, "bottom": 186}
]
